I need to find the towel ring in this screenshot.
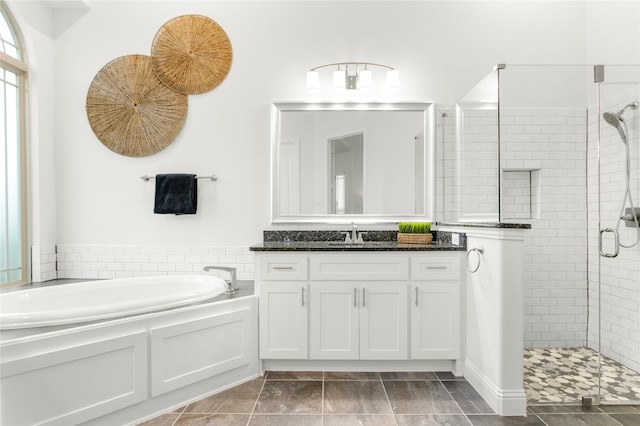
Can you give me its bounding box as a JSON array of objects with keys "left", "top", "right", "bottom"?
[{"left": 466, "top": 246, "right": 484, "bottom": 274}]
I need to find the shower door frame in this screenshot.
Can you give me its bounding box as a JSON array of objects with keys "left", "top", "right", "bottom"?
[{"left": 594, "top": 65, "right": 640, "bottom": 406}]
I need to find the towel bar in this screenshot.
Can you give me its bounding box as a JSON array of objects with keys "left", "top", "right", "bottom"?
[{"left": 141, "top": 175, "right": 217, "bottom": 182}]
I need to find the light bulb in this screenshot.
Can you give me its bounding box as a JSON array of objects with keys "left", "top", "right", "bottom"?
[
  {"left": 359, "top": 68, "right": 372, "bottom": 90},
  {"left": 306, "top": 70, "right": 319, "bottom": 92},
  {"left": 333, "top": 68, "right": 346, "bottom": 91},
  {"left": 386, "top": 69, "right": 400, "bottom": 89}
]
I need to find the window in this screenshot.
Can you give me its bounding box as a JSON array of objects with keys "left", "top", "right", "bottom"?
[{"left": 1, "top": 4, "right": 28, "bottom": 286}]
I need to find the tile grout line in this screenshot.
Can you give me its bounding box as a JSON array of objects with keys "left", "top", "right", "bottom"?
[
  {"left": 535, "top": 413, "right": 552, "bottom": 426},
  {"left": 437, "top": 375, "right": 473, "bottom": 423},
  {"left": 169, "top": 405, "right": 187, "bottom": 426},
  {"left": 321, "top": 371, "right": 325, "bottom": 425},
  {"left": 245, "top": 374, "right": 267, "bottom": 426},
  {"left": 378, "top": 375, "right": 400, "bottom": 426}
]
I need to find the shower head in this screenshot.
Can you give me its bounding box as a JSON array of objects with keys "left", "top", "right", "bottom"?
[
  {"left": 603, "top": 101, "right": 638, "bottom": 144},
  {"left": 603, "top": 111, "right": 622, "bottom": 126}
]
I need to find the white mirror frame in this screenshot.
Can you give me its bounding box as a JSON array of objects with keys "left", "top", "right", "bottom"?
[{"left": 270, "top": 101, "right": 435, "bottom": 224}]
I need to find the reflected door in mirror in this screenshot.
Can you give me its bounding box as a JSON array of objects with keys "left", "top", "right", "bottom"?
[{"left": 330, "top": 133, "right": 363, "bottom": 214}]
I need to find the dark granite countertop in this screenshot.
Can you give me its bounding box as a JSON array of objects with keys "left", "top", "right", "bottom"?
[
  {"left": 435, "top": 221, "right": 531, "bottom": 229},
  {"left": 249, "top": 240, "right": 465, "bottom": 252},
  {"left": 250, "top": 229, "right": 466, "bottom": 252}
]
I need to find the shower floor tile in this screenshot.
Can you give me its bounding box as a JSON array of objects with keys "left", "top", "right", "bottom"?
[{"left": 524, "top": 347, "right": 640, "bottom": 404}]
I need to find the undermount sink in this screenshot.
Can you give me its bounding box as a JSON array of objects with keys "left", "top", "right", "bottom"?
[{"left": 324, "top": 241, "right": 391, "bottom": 247}]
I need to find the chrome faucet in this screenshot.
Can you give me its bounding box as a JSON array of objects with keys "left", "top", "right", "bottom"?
[
  {"left": 343, "top": 223, "right": 366, "bottom": 244},
  {"left": 351, "top": 223, "right": 359, "bottom": 242},
  {"left": 203, "top": 266, "right": 237, "bottom": 294}
]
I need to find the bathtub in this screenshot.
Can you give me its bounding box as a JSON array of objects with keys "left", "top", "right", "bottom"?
[
  {"left": 0, "top": 275, "right": 228, "bottom": 330},
  {"left": 0, "top": 277, "right": 259, "bottom": 426}
]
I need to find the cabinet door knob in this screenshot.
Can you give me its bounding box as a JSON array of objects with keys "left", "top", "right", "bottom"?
[
  {"left": 362, "top": 288, "right": 366, "bottom": 308},
  {"left": 415, "top": 286, "right": 419, "bottom": 307},
  {"left": 354, "top": 288, "right": 357, "bottom": 307},
  {"left": 301, "top": 287, "right": 305, "bottom": 307}
]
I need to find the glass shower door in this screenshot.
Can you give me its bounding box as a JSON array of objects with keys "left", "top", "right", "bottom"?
[{"left": 594, "top": 69, "right": 640, "bottom": 404}]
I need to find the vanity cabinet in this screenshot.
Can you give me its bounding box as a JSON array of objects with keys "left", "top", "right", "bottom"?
[
  {"left": 309, "top": 282, "right": 408, "bottom": 360},
  {"left": 410, "top": 256, "right": 462, "bottom": 359},
  {"left": 256, "top": 251, "right": 463, "bottom": 364},
  {"left": 257, "top": 255, "right": 309, "bottom": 359},
  {"left": 259, "top": 283, "right": 308, "bottom": 359},
  {"left": 308, "top": 255, "right": 408, "bottom": 360}
]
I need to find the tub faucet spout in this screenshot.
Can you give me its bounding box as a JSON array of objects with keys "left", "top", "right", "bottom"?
[{"left": 203, "top": 266, "right": 237, "bottom": 294}]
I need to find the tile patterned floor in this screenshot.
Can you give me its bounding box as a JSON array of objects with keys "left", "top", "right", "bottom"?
[
  {"left": 138, "top": 371, "right": 640, "bottom": 426},
  {"left": 524, "top": 347, "right": 640, "bottom": 404}
]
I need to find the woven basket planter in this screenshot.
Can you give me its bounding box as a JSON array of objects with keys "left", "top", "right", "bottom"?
[{"left": 397, "top": 233, "right": 433, "bottom": 244}]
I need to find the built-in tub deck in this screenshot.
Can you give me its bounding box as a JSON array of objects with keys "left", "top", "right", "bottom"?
[
  {"left": 0, "top": 278, "right": 258, "bottom": 426},
  {"left": 0, "top": 279, "right": 254, "bottom": 340}
]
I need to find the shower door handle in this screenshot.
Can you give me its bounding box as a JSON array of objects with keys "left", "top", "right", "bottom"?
[{"left": 599, "top": 228, "right": 620, "bottom": 258}]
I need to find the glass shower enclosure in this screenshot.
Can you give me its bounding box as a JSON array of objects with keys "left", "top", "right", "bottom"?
[{"left": 441, "top": 64, "right": 640, "bottom": 405}]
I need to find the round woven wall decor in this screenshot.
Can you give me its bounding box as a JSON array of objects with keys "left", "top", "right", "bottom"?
[
  {"left": 151, "top": 14, "right": 233, "bottom": 95},
  {"left": 86, "top": 54, "right": 188, "bottom": 157}
]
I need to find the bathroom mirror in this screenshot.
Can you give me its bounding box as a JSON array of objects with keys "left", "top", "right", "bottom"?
[{"left": 271, "top": 102, "right": 435, "bottom": 223}]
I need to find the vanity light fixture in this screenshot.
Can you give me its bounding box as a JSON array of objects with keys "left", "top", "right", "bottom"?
[{"left": 306, "top": 62, "right": 399, "bottom": 92}]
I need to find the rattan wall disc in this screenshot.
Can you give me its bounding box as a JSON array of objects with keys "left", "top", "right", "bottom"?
[
  {"left": 151, "top": 15, "right": 232, "bottom": 94},
  {"left": 86, "top": 54, "right": 188, "bottom": 157}
]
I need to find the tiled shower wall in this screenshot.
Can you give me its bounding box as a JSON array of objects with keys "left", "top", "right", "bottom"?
[
  {"left": 501, "top": 107, "right": 589, "bottom": 349},
  {"left": 438, "top": 109, "right": 499, "bottom": 222},
  {"left": 440, "top": 98, "right": 639, "bottom": 371},
  {"left": 587, "top": 87, "right": 640, "bottom": 372},
  {"left": 439, "top": 107, "right": 589, "bottom": 349},
  {"left": 54, "top": 244, "right": 255, "bottom": 281}
]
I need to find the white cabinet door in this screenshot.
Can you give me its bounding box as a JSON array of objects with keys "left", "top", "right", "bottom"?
[
  {"left": 309, "top": 283, "right": 359, "bottom": 360},
  {"left": 411, "top": 282, "right": 461, "bottom": 359},
  {"left": 310, "top": 282, "right": 408, "bottom": 360},
  {"left": 259, "top": 283, "right": 308, "bottom": 359},
  {"left": 360, "top": 283, "right": 408, "bottom": 360}
]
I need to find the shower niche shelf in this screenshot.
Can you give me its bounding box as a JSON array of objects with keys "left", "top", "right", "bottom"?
[{"left": 501, "top": 168, "right": 541, "bottom": 221}]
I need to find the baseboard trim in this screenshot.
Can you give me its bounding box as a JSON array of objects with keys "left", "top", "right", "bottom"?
[{"left": 464, "top": 359, "right": 527, "bottom": 416}]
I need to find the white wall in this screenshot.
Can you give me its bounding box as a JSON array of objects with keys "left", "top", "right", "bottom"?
[
  {"left": 586, "top": 1, "right": 640, "bottom": 67},
  {"left": 4, "top": 1, "right": 639, "bottom": 278}
]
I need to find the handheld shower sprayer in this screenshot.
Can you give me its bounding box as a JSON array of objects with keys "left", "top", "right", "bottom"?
[
  {"left": 601, "top": 100, "right": 639, "bottom": 252},
  {"left": 603, "top": 101, "right": 639, "bottom": 144}
]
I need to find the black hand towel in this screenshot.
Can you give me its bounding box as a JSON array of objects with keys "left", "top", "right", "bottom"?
[{"left": 154, "top": 174, "right": 198, "bottom": 215}]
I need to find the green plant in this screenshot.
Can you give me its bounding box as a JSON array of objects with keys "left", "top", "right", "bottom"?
[{"left": 398, "top": 222, "right": 431, "bottom": 234}]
